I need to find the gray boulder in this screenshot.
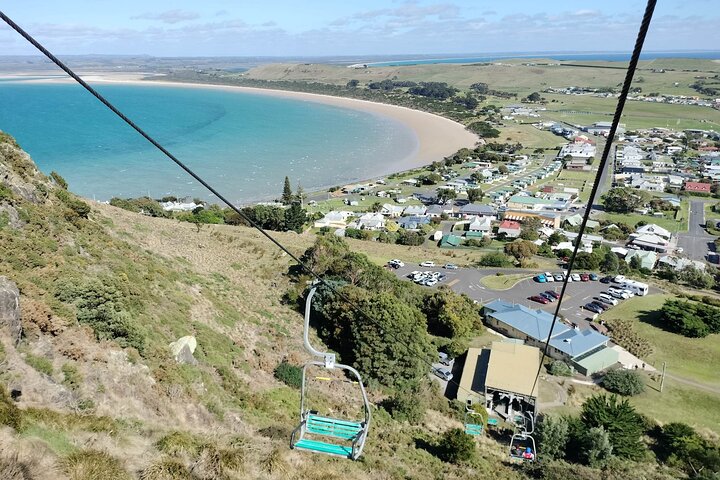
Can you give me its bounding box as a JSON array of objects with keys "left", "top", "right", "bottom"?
[
  {"left": 169, "top": 335, "right": 198, "bottom": 365},
  {"left": 0, "top": 276, "right": 21, "bottom": 345}
]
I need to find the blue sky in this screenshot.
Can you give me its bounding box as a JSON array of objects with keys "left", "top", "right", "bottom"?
[{"left": 1, "top": 1, "right": 718, "bottom": 57}]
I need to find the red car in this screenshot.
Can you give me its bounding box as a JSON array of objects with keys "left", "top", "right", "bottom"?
[
  {"left": 529, "top": 295, "right": 549, "bottom": 304},
  {"left": 545, "top": 290, "right": 560, "bottom": 299},
  {"left": 580, "top": 273, "right": 590, "bottom": 282}
]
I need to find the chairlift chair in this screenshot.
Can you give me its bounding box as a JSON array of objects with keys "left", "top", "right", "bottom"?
[
  {"left": 290, "top": 286, "right": 371, "bottom": 460},
  {"left": 509, "top": 433, "right": 536, "bottom": 462},
  {"left": 464, "top": 400, "right": 484, "bottom": 436}
]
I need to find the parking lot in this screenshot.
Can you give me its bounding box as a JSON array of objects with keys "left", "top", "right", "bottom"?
[{"left": 390, "top": 261, "right": 660, "bottom": 331}]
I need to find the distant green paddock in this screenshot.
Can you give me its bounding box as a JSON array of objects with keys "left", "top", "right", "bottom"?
[{"left": 599, "top": 294, "right": 720, "bottom": 385}]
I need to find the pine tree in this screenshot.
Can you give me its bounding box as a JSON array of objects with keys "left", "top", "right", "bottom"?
[
  {"left": 295, "top": 181, "right": 306, "bottom": 207},
  {"left": 281, "top": 176, "right": 293, "bottom": 205}
]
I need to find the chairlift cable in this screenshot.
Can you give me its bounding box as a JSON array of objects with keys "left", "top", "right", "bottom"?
[
  {"left": 529, "top": 0, "right": 657, "bottom": 399},
  {"left": 0, "top": 10, "right": 481, "bottom": 401}
]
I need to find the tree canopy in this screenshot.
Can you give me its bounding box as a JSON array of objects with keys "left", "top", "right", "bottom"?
[{"left": 602, "top": 188, "right": 646, "bottom": 214}]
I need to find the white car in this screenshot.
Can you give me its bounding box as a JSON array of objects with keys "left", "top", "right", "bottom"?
[
  {"left": 420, "top": 261, "right": 435, "bottom": 267},
  {"left": 553, "top": 273, "right": 564, "bottom": 281},
  {"left": 598, "top": 294, "right": 619, "bottom": 306},
  {"left": 571, "top": 273, "right": 581, "bottom": 282},
  {"left": 545, "top": 272, "right": 554, "bottom": 282},
  {"left": 607, "top": 288, "right": 630, "bottom": 300},
  {"left": 621, "top": 289, "right": 635, "bottom": 297},
  {"left": 614, "top": 275, "right": 626, "bottom": 283},
  {"left": 424, "top": 278, "right": 438, "bottom": 287},
  {"left": 433, "top": 367, "right": 453, "bottom": 381},
  {"left": 389, "top": 259, "right": 405, "bottom": 268}
]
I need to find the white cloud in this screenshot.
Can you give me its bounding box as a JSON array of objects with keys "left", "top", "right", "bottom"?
[{"left": 130, "top": 10, "right": 200, "bottom": 25}]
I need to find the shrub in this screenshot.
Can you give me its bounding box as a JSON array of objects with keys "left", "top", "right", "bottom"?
[
  {"left": 604, "top": 319, "right": 653, "bottom": 358},
  {"left": 548, "top": 360, "right": 573, "bottom": 377},
  {"left": 62, "top": 363, "right": 82, "bottom": 391},
  {"left": 435, "top": 428, "right": 476, "bottom": 464},
  {"left": 24, "top": 353, "right": 53, "bottom": 376},
  {"left": 601, "top": 369, "right": 645, "bottom": 396},
  {"left": 0, "top": 183, "right": 14, "bottom": 201},
  {"left": 62, "top": 450, "right": 132, "bottom": 480},
  {"left": 537, "top": 415, "right": 570, "bottom": 461},
  {"left": 50, "top": 171, "right": 68, "bottom": 190},
  {"left": 381, "top": 387, "right": 426, "bottom": 424},
  {"left": 140, "top": 458, "right": 194, "bottom": 480},
  {"left": 478, "top": 251, "right": 513, "bottom": 267},
  {"left": 0, "top": 385, "right": 22, "bottom": 430},
  {"left": 273, "top": 361, "right": 302, "bottom": 389},
  {"left": 155, "top": 431, "right": 202, "bottom": 457}
]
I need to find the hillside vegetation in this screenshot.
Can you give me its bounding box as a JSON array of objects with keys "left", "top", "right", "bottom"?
[{"left": 1, "top": 132, "right": 714, "bottom": 479}]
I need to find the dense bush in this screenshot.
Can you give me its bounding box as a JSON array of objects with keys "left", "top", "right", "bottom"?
[
  {"left": 435, "top": 428, "right": 476, "bottom": 464},
  {"left": 273, "top": 361, "right": 303, "bottom": 389},
  {"left": 0, "top": 385, "right": 21, "bottom": 430},
  {"left": 660, "top": 299, "right": 720, "bottom": 338},
  {"left": 548, "top": 360, "right": 573, "bottom": 377},
  {"left": 467, "top": 121, "right": 500, "bottom": 138},
  {"left": 537, "top": 415, "right": 571, "bottom": 461},
  {"left": 581, "top": 394, "right": 645, "bottom": 460},
  {"left": 381, "top": 385, "right": 426, "bottom": 424},
  {"left": 601, "top": 369, "right": 645, "bottom": 396},
  {"left": 478, "top": 251, "right": 514, "bottom": 267},
  {"left": 605, "top": 318, "right": 653, "bottom": 358}
]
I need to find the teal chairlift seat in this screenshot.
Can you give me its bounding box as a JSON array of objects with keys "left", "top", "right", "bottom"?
[
  {"left": 508, "top": 411, "right": 536, "bottom": 462},
  {"left": 290, "top": 286, "right": 371, "bottom": 460},
  {"left": 464, "top": 400, "right": 484, "bottom": 436}
]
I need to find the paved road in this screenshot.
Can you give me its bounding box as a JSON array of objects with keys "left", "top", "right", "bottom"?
[{"left": 677, "top": 200, "right": 716, "bottom": 261}]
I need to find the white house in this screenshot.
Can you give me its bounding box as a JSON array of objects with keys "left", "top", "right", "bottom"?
[
  {"left": 380, "top": 204, "right": 404, "bottom": 218},
  {"left": 403, "top": 205, "right": 427, "bottom": 216},
  {"left": 353, "top": 213, "right": 386, "bottom": 231},
  {"left": 313, "top": 210, "right": 354, "bottom": 229},
  {"left": 636, "top": 224, "right": 671, "bottom": 240},
  {"left": 469, "top": 216, "right": 493, "bottom": 232}
]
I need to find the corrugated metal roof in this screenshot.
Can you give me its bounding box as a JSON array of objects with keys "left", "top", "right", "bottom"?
[{"left": 485, "top": 342, "right": 540, "bottom": 398}]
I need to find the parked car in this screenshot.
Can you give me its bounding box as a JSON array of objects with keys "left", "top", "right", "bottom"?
[
  {"left": 544, "top": 272, "right": 554, "bottom": 282},
  {"left": 571, "top": 273, "right": 581, "bottom": 282},
  {"left": 589, "top": 273, "right": 599, "bottom": 281},
  {"left": 444, "top": 263, "right": 458, "bottom": 270},
  {"left": 539, "top": 292, "right": 556, "bottom": 302},
  {"left": 425, "top": 278, "right": 438, "bottom": 287},
  {"left": 597, "top": 294, "right": 619, "bottom": 306},
  {"left": 388, "top": 259, "right": 405, "bottom": 268},
  {"left": 580, "top": 273, "right": 590, "bottom": 282},
  {"left": 589, "top": 301, "right": 607, "bottom": 312},
  {"left": 614, "top": 275, "right": 626, "bottom": 283},
  {"left": 607, "top": 288, "right": 630, "bottom": 300},
  {"left": 553, "top": 273, "right": 565, "bottom": 281},
  {"left": 621, "top": 289, "right": 635, "bottom": 297},
  {"left": 535, "top": 274, "right": 547, "bottom": 283},
  {"left": 438, "top": 352, "right": 454, "bottom": 366},
  {"left": 433, "top": 367, "right": 453, "bottom": 381},
  {"left": 600, "top": 276, "right": 613, "bottom": 284},
  {"left": 584, "top": 303, "right": 603, "bottom": 314},
  {"left": 420, "top": 261, "right": 435, "bottom": 267},
  {"left": 545, "top": 290, "right": 560, "bottom": 299},
  {"left": 529, "top": 295, "right": 549, "bottom": 304}
]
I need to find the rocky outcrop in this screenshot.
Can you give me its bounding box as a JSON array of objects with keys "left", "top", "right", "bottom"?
[
  {"left": 0, "top": 134, "right": 49, "bottom": 204},
  {"left": 169, "top": 335, "right": 198, "bottom": 365},
  {"left": 0, "top": 277, "right": 21, "bottom": 345}
]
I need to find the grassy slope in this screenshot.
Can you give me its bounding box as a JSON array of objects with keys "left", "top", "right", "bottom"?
[
  {"left": 245, "top": 59, "right": 720, "bottom": 132},
  {"left": 1, "top": 135, "right": 527, "bottom": 479}
]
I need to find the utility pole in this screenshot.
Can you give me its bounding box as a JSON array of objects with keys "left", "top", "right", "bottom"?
[{"left": 660, "top": 361, "right": 667, "bottom": 393}]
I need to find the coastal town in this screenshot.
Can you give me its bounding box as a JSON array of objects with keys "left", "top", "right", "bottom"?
[{"left": 1, "top": 2, "right": 720, "bottom": 476}]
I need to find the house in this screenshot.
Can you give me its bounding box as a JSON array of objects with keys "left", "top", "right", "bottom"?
[
  {"left": 459, "top": 203, "right": 497, "bottom": 219},
  {"left": 636, "top": 224, "right": 671, "bottom": 240},
  {"left": 684, "top": 181, "right": 711, "bottom": 194},
  {"left": 398, "top": 215, "right": 430, "bottom": 230},
  {"left": 440, "top": 234, "right": 463, "bottom": 248},
  {"left": 506, "top": 195, "right": 570, "bottom": 211},
  {"left": 483, "top": 300, "right": 616, "bottom": 375},
  {"left": 161, "top": 201, "right": 200, "bottom": 212},
  {"left": 565, "top": 157, "right": 592, "bottom": 171},
  {"left": 497, "top": 220, "right": 522, "bottom": 238},
  {"left": 313, "top": 210, "right": 354, "bottom": 229},
  {"left": 558, "top": 138, "right": 597, "bottom": 160},
  {"left": 564, "top": 214, "right": 600, "bottom": 230},
  {"left": 469, "top": 216, "right": 493, "bottom": 233},
  {"left": 585, "top": 121, "right": 626, "bottom": 135},
  {"left": 628, "top": 233, "right": 670, "bottom": 253},
  {"left": 426, "top": 203, "right": 457, "bottom": 218},
  {"left": 456, "top": 342, "right": 540, "bottom": 420},
  {"left": 625, "top": 249, "right": 658, "bottom": 270},
  {"left": 658, "top": 255, "right": 707, "bottom": 271},
  {"left": 502, "top": 210, "right": 562, "bottom": 229},
  {"left": 400, "top": 178, "right": 419, "bottom": 186},
  {"left": 381, "top": 203, "right": 404, "bottom": 217},
  {"left": 353, "top": 213, "right": 385, "bottom": 231},
  {"left": 403, "top": 205, "right": 427, "bottom": 216}
]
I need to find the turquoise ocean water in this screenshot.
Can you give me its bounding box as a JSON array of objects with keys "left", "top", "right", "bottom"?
[{"left": 0, "top": 82, "right": 417, "bottom": 203}]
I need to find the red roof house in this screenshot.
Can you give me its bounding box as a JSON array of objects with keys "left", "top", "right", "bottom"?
[
  {"left": 498, "top": 220, "right": 522, "bottom": 238},
  {"left": 684, "top": 181, "right": 711, "bottom": 193}
]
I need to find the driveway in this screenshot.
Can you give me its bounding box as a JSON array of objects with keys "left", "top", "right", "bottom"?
[{"left": 677, "top": 200, "right": 716, "bottom": 261}]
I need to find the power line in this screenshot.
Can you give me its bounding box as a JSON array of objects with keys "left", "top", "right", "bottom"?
[
  {"left": 530, "top": 0, "right": 657, "bottom": 398},
  {"left": 0, "top": 10, "right": 477, "bottom": 400}
]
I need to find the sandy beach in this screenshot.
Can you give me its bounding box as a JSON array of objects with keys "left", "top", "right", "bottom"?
[{"left": 15, "top": 72, "right": 478, "bottom": 175}]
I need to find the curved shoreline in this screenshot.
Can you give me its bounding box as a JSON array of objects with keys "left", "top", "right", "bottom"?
[{"left": 20, "top": 74, "right": 479, "bottom": 180}]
